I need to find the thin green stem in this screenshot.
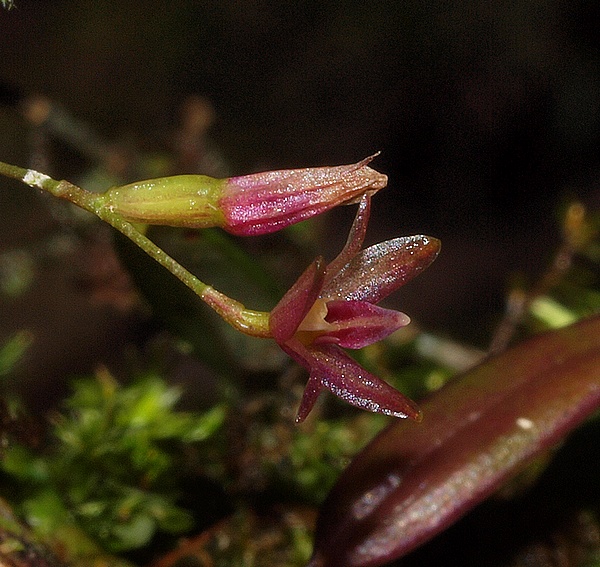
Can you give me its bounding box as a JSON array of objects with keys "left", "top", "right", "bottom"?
[{"left": 0, "top": 161, "right": 272, "bottom": 338}]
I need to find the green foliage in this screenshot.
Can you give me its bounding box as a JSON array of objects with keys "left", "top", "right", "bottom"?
[
  {"left": 0, "top": 370, "right": 226, "bottom": 553},
  {"left": 0, "top": 331, "right": 32, "bottom": 377},
  {"left": 280, "top": 415, "right": 388, "bottom": 503},
  {"left": 1, "top": 0, "right": 15, "bottom": 10},
  {"left": 197, "top": 507, "right": 315, "bottom": 567},
  {"left": 0, "top": 249, "right": 35, "bottom": 297},
  {"left": 247, "top": 412, "right": 388, "bottom": 504}
]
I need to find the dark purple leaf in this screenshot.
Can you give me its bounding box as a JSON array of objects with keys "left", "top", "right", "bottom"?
[{"left": 309, "top": 314, "right": 600, "bottom": 567}]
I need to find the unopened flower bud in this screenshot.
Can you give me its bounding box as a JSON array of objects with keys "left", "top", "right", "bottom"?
[
  {"left": 102, "top": 174, "right": 226, "bottom": 228},
  {"left": 101, "top": 155, "right": 387, "bottom": 236}
]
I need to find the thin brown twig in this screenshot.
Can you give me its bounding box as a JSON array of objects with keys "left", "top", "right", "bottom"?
[{"left": 488, "top": 202, "right": 591, "bottom": 355}]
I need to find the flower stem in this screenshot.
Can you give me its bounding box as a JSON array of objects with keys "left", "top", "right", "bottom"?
[{"left": 0, "top": 161, "right": 272, "bottom": 338}]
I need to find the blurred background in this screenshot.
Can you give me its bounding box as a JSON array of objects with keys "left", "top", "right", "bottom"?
[{"left": 1, "top": 0, "right": 600, "bottom": 398}]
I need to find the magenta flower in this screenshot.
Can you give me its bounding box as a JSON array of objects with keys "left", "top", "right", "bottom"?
[{"left": 270, "top": 195, "right": 441, "bottom": 423}]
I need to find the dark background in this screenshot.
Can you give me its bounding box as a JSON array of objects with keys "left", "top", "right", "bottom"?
[{"left": 1, "top": 0, "right": 600, "bottom": 375}]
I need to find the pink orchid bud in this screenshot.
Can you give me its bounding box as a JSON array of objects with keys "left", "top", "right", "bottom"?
[
  {"left": 100, "top": 155, "right": 387, "bottom": 236},
  {"left": 220, "top": 154, "right": 387, "bottom": 235}
]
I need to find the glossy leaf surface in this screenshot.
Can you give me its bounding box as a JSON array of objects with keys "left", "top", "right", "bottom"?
[{"left": 310, "top": 315, "right": 600, "bottom": 567}]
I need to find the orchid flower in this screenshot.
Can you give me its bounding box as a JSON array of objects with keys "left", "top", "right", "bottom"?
[
  {"left": 270, "top": 195, "right": 441, "bottom": 423},
  {"left": 1, "top": 159, "right": 440, "bottom": 424}
]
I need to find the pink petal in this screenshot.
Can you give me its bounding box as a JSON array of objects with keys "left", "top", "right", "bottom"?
[
  {"left": 281, "top": 338, "right": 326, "bottom": 423},
  {"left": 323, "top": 235, "right": 441, "bottom": 303},
  {"left": 270, "top": 258, "right": 326, "bottom": 343},
  {"left": 316, "top": 300, "right": 410, "bottom": 349},
  {"left": 285, "top": 339, "right": 420, "bottom": 424},
  {"left": 277, "top": 340, "right": 328, "bottom": 424},
  {"left": 324, "top": 194, "right": 372, "bottom": 280},
  {"left": 308, "top": 344, "right": 421, "bottom": 421},
  {"left": 296, "top": 372, "right": 326, "bottom": 424}
]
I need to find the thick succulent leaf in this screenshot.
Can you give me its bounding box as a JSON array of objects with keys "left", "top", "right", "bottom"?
[
  {"left": 318, "top": 300, "right": 410, "bottom": 349},
  {"left": 309, "top": 314, "right": 600, "bottom": 567},
  {"left": 323, "top": 236, "right": 441, "bottom": 303},
  {"left": 270, "top": 257, "right": 326, "bottom": 343}
]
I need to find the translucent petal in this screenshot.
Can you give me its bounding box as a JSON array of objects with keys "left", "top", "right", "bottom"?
[
  {"left": 296, "top": 372, "right": 325, "bottom": 424},
  {"left": 324, "top": 193, "right": 371, "bottom": 279},
  {"left": 323, "top": 235, "right": 441, "bottom": 303},
  {"left": 308, "top": 344, "right": 421, "bottom": 420}
]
